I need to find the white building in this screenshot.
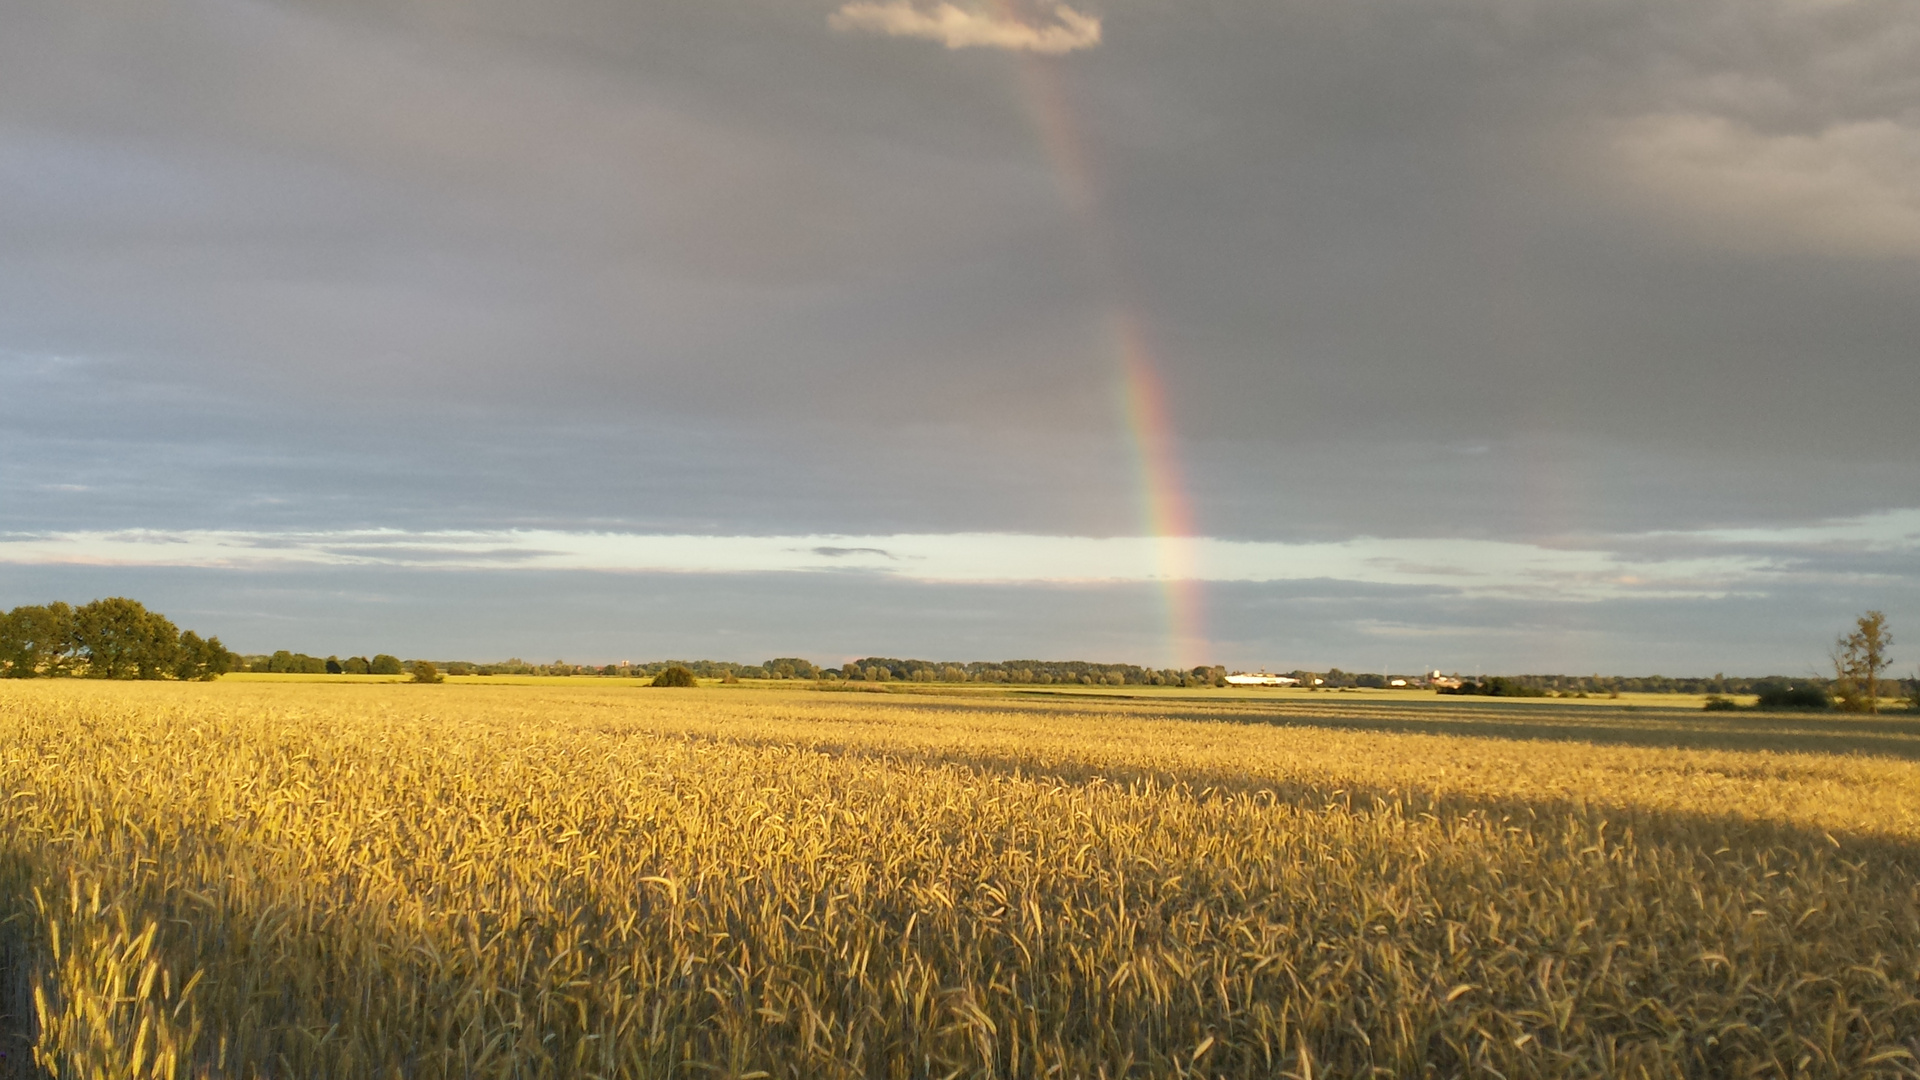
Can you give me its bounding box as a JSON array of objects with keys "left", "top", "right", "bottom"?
[{"left": 1225, "top": 672, "right": 1301, "bottom": 687}]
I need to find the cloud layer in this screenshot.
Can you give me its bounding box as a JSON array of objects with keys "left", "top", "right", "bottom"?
[
  {"left": 830, "top": 1, "right": 1100, "bottom": 54},
  {"left": 5, "top": 508, "right": 1917, "bottom": 603}
]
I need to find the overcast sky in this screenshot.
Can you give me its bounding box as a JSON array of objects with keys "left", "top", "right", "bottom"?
[{"left": 3, "top": 0, "right": 1917, "bottom": 672}]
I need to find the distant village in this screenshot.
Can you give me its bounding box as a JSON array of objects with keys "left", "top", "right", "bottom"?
[{"left": 1225, "top": 670, "right": 1463, "bottom": 689}]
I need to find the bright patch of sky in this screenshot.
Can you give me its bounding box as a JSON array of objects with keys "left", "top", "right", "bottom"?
[{"left": 6, "top": 509, "right": 1916, "bottom": 602}]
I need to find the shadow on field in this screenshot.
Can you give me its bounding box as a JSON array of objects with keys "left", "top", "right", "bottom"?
[
  {"left": 717, "top": 730, "right": 1920, "bottom": 873},
  {"left": 0, "top": 855, "right": 44, "bottom": 1080},
  {"left": 872, "top": 693, "right": 1920, "bottom": 760}
]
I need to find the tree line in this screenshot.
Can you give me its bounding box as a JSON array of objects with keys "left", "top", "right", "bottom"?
[
  {"left": 0, "top": 598, "right": 234, "bottom": 680},
  {"left": 11, "top": 598, "right": 1912, "bottom": 708},
  {"left": 236, "top": 652, "right": 407, "bottom": 675},
  {"left": 224, "top": 650, "right": 1920, "bottom": 703}
]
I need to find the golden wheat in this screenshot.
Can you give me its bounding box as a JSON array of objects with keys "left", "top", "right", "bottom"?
[{"left": 1, "top": 680, "right": 1917, "bottom": 1078}]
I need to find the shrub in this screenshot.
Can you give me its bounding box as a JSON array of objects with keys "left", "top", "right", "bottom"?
[
  {"left": 1754, "top": 682, "right": 1829, "bottom": 710},
  {"left": 1702, "top": 695, "right": 1740, "bottom": 711},
  {"left": 410, "top": 661, "right": 444, "bottom": 684},
  {"left": 1438, "top": 677, "right": 1546, "bottom": 698},
  {"left": 652, "top": 665, "right": 697, "bottom": 688}
]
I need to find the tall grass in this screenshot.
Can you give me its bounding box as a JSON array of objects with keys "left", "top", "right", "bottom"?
[{"left": 2, "top": 681, "right": 1917, "bottom": 1078}]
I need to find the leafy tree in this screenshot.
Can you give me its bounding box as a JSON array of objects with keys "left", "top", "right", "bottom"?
[
  {"left": 410, "top": 660, "right": 444, "bottom": 684},
  {"left": 342, "top": 656, "right": 373, "bottom": 675},
  {"left": 1832, "top": 611, "right": 1891, "bottom": 713},
  {"left": 2, "top": 598, "right": 230, "bottom": 681},
  {"left": 71, "top": 597, "right": 179, "bottom": 679},
  {"left": 652, "top": 665, "right": 697, "bottom": 687},
  {"left": 0, "top": 602, "right": 76, "bottom": 678},
  {"left": 370, "top": 654, "right": 404, "bottom": 676},
  {"left": 173, "top": 631, "right": 235, "bottom": 681},
  {"left": 765, "top": 658, "right": 818, "bottom": 680},
  {"left": 265, "top": 650, "right": 327, "bottom": 674}
]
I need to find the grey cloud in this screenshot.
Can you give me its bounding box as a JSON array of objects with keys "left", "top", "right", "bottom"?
[{"left": 3, "top": 0, "right": 1918, "bottom": 662}]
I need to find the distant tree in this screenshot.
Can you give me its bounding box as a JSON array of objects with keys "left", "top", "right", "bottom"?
[
  {"left": 71, "top": 597, "right": 179, "bottom": 679},
  {"left": 410, "top": 660, "right": 444, "bottom": 684},
  {"left": 341, "top": 656, "right": 372, "bottom": 675},
  {"left": 370, "top": 654, "right": 404, "bottom": 676},
  {"left": 0, "top": 602, "right": 76, "bottom": 678},
  {"left": 1832, "top": 611, "right": 1891, "bottom": 713},
  {"left": 652, "top": 665, "right": 696, "bottom": 687},
  {"left": 1438, "top": 677, "right": 1546, "bottom": 698},
  {"left": 326, "top": 657, "right": 344, "bottom": 675}
]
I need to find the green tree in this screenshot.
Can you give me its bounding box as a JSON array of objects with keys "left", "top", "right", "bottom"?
[
  {"left": 410, "top": 660, "right": 444, "bottom": 684},
  {"left": 71, "top": 597, "right": 178, "bottom": 679},
  {"left": 370, "top": 654, "right": 403, "bottom": 676},
  {"left": 173, "top": 631, "right": 235, "bottom": 681},
  {"left": 652, "top": 665, "right": 697, "bottom": 687},
  {"left": 0, "top": 602, "right": 76, "bottom": 678},
  {"left": 1833, "top": 611, "right": 1892, "bottom": 713}
]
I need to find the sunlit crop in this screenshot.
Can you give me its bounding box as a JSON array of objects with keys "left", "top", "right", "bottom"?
[{"left": 2, "top": 680, "right": 1917, "bottom": 1078}]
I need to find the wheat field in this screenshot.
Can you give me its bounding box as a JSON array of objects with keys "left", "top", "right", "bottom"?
[{"left": 1, "top": 680, "right": 1917, "bottom": 1078}]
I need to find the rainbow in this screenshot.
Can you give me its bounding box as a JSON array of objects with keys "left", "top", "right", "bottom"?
[{"left": 1001, "top": 25, "right": 1208, "bottom": 668}]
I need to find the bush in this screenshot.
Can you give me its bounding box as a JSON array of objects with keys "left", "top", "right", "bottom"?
[
  {"left": 410, "top": 661, "right": 444, "bottom": 684},
  {"left": 652, "top": 665, "right": 697, "bottom": 688},
  {"left": 1702, "top": 695, "right": 1740, "bottom": 711},
  {"left": 1754, "top": 682, "right": 1829, "bottom": 710},
  {"left": 1438, "top": 677, "right": 1546, "bottom": 698}
]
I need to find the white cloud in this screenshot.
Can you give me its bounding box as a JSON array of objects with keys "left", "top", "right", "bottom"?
[
  {"left": 1605, "top": 113, "right": 1920, "bottom": 258},
  {"left": 13, "top": 512, "right": 1918, "bottom": 601},
  {"left": 830, "top": 1, "right": 1101, "bottom": 55}
]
